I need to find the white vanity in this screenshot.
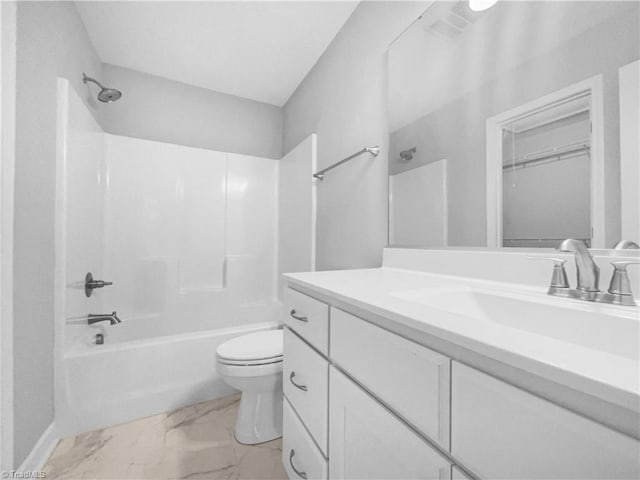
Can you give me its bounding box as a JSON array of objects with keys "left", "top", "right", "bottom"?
[{"left": 281, "top": 248, "right": 640, "bottom": 480}]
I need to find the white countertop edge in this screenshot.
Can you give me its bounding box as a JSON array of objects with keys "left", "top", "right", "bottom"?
[{"left": 283, "top": 269, "right": 640, "bottom": 413}]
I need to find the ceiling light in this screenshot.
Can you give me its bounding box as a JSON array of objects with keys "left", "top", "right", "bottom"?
[{"left": 469, "top": 0, "right": 498, "bottom": 12}]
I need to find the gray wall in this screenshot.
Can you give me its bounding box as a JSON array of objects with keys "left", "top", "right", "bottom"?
[
  {"left": 101, "top": 64, "right": 283, "bottom": 159},
  {"left": 390, "top": 10, "right": 640, "bottom": 247},
  {"left": 283, "top": 1, "right": 425, "bottom": 271},
  {"left": 14, "top": 1, "right": 103, "bottom": 465}
]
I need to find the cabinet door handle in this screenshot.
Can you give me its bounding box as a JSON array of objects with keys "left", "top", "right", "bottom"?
[
  {"left": 289, "top": 449, "right": 307, "bottom": 479},
  {"left": 290, "top": 309, "right": 308, "bottom": 322},
  {"left": 289, "top": 372, "right": 308, "bottom": 392}
]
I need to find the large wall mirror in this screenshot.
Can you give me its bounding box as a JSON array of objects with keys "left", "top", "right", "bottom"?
[{"left": 388, "top": 1, "right": 639, "bottom": 249}]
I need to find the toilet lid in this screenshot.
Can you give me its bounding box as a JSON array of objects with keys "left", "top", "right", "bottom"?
[{"left": 216, "top": 329, "right": 283, "bottom": 362}]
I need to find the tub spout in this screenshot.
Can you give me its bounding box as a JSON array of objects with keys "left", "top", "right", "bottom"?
[{"left": 87, "top": 311, "right": 122, "bottom": 325}]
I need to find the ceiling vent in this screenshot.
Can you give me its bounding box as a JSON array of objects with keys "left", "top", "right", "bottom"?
[
  {"left": 422, "top": 1, "right": 486, "bottom": 41},
  {"left": 428, "top": 19, "right": 464, "bottom": 39}
]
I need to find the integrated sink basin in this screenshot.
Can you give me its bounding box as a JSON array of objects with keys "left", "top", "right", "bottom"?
[{"left": 391, "top": 287, "right": 640, "bottom": 361}]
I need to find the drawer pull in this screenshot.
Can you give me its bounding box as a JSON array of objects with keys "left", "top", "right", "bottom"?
[
  {"left": 289, "top": 372, "right": 308, "bottom": 392},
  {"left": 289, "top": 449, "right": 307, "bottom": 479},
  {"left": 290, "top": 309, "right": 308, "bottom": 322}
]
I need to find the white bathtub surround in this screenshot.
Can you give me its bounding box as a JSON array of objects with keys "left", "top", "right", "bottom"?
[
  {"left": 278, "top": 134, "right": 317, "bottom": 293},
  {"left": 55, "top": 78, "right": 106, "bottom": 354},
  {"left": 283, "top": 247, "right": 640, "bottom": 479},
  {"left": 43, "top": 394, "right": 287, "bottom": 480},
  {"left": 54, "top": 79, "right": 315, "bottom": 440},
  {"left": 100, "top": 134, "right": 280, "bottom": 344}
]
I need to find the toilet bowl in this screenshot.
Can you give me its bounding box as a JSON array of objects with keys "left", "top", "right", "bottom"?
[{"left": 216, "top": 329, "right": 283, "bottom": 444}]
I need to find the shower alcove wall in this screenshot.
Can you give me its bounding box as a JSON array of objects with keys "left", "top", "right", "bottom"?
[{"left": 54, "top": 78, "right": 316, "bottom": 437}]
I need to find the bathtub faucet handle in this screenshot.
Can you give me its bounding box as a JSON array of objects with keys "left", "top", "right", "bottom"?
[{"left": 85, "top": 272, "right": 113, "bottom": 297}]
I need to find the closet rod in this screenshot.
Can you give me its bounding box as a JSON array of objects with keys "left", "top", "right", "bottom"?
[{"left": 502, "top": 141, "right": 590, "bottom": 170}]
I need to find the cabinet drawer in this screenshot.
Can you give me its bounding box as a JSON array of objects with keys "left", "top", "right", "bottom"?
[
  {"left": 329, "top": 367, "right": 452, "bottom": 480},
  {"left": 331, "top": 308, "right": 451, "bottom": 449},
  {"left": 284, "top": 288, "right": 329, "bottom": 355},
  {"left": 283, "top": 327, "right": 328, "bottom": 455},
  {"left": 283, "top": 398, "right": 327, "bottom": 480},
  {"left": 451, "top": 362, "right": 640, "bottom": 479}
]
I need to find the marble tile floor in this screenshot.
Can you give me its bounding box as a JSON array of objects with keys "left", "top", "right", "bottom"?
[{"left": 42, "top": 394, "right": 287, "bottom": 480}]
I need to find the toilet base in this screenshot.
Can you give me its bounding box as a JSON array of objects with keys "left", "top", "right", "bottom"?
[{"left": 234, "top": 389, "right": 283, "bottom": 444}]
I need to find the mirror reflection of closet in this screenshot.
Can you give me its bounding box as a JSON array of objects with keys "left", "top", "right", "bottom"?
[
  {"left": 387, "top": 1, "right": 640, "bottom": 249},
  {"left": 501, "top": 95, "right": 591, "bottom": 248}
]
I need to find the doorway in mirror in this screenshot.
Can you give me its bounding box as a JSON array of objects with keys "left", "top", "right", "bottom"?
[{"left": 486, "top": 77, "right": 604, "bottom": 249}]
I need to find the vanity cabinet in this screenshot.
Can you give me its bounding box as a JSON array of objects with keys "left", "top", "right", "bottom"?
[
  {"left": 282, "top": 285, "right": 640, "bottom": 480},
  {"left": 283, "top": 327, "right": 329, "bottom": 455},
  {"left": 282, "top": 289, "right": 330, "bottom": 480},
  {"left": 451, "top": 362, "right": 640, "bottom": 479},
  {"left": 329, "top": 367, "right": 452, "bottom": 480}
]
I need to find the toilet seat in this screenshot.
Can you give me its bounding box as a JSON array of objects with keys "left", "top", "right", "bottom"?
[
  {"left": 216, "top": 355, "right": 282, "bottom": 367},
  {"left": 216, "top": 358, "right": 283, "bottom": 378},
  {"left": 216, "top": 329, "right": 283, "bottom": 367}
]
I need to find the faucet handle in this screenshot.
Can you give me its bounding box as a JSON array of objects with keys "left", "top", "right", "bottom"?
[
  {"left": 85, "top": 272, "right": 114, "bottom": 298},
  {"left": 527, "top": 256, "right": 570, "bottom": 290},
  {"left": 608, "top": 261, "right": 639, "bottom": 296},
  {"left": 612, "top": 240, "right": 640, "bottom": 250}
]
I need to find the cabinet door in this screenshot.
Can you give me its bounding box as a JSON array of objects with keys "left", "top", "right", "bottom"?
[
  {"left": 329, "top": 367, "right": 451, "bottom": 480},
  {"left": 451, "top": 362, "right": 640, "bottom": 479},
  {"left": 331, "top": 308, "right": 451, "bottom": 449}
]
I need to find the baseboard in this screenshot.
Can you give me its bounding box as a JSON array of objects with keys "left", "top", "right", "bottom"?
[{"left": 17, "top": 422, "right": 58, "bottom": 473}]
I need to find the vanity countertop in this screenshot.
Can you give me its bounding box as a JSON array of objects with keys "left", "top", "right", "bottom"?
[{"left": 284, "top": 266, "right": 640, "bottom": 413}]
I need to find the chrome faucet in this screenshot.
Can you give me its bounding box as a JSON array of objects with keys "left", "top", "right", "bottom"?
[
  {"left": 541, "top": 239, "right": 638, "bottom": 306},
  {"left": 87, "top": 311, "right": 122, "bottom": 325},
  {"left": 613, "top": 240, "right": 640, "bottom": 250},
  {"left": 557, "top": 239, "right": 600, "bottom": 297}
]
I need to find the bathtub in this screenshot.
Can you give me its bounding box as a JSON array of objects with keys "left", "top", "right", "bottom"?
[{"left": 56, "top": 306, "right": 283, "bottom": 437}]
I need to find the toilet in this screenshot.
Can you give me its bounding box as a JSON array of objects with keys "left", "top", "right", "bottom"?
[{"left": 216, "top": 329, "right": 283, "bottom": 444}]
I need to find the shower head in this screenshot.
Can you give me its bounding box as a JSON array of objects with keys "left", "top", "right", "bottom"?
[
  {"left": 400, "top": 147, "right": 417, "bottom": 161},
  {"left": 97, "top": 87, "right": 122, "bottom": 103},
  {"left": 82, "top": 73, "right": 122, "bottom": 103}
]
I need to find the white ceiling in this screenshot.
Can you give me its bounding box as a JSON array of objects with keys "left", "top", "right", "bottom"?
[{"left": 75, "top": 1, "right": 358, "bottom": 106}]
